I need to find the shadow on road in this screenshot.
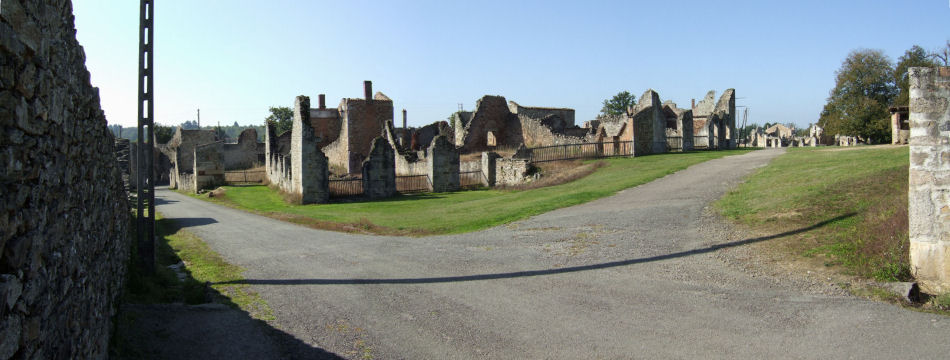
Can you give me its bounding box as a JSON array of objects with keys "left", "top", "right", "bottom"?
[
  {"left": 158, "top": 217, "right": 218, "bottom": 232},
  {"left": 220, "top": 213, "right": 856, "bottom": 286}
]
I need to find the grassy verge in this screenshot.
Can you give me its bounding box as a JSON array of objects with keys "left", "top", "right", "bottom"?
[
  {"left": 194, "top": 149, "right": 753, "bottom": 235},
  {"left": 123, "top": 212, "right": 273, "bottom": 319},
  {"left": 716, "top": 146, "right": 910, "bottom": 282}
]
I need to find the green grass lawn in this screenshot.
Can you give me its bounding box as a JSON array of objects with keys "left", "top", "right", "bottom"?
[
  {"left": 202, "top": 150, "right": 752, "bottom": 235},
  {"left": 716, "top": 146, "right": 910, "bottom": 281}
]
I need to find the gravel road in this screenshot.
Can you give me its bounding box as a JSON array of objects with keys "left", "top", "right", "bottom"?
[{"left": 155, "top": 148, "right": 950, "bottom": 359}]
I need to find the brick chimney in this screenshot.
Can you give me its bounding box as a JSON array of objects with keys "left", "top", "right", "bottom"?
[
  {"left": 402, "top": 109, "right": 407, "bottom": 129},
  {"left": 318, "top": 94, "right": 326, "bottom": 109},
  {"left": 364, "top": 80, "right": 372, "bottom": 101}
]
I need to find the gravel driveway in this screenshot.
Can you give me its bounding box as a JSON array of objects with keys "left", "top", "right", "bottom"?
[{"left": 155, "top": 148, "right": 950, "bottom": 359}]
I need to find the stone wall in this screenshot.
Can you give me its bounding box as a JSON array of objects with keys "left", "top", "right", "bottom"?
[
  {"left": 460, "top": 95, "right": 521, "bottom": 153},
  {"left": 361, "top": 137, "right": 397, "bottom": 199},
  {"left": 908, "top": 66, "right": 950, "bottom": 293},
  {"left": 290, "top": 96, "right": 329, "bottom": 204},
  {"left": 508, "top": 101, "right": 575, "bottom": 129},
  {"left": 166, "top": 128, "right": 216, "bottom": 189},
  {"left": 714, "top": 89, "right": 737, "bottom": 149},
  {"left": 221, "top": 128, "right": 262, "bottom": 170},
  {"left": 194, "top": 142, "right": 225, "bottom": 192},
  {"left": 629, "top": 90, "right": 667, "bottom": 155},
  {"left": 518, "top": 114, "right": 585, "bottom": 148},
  {"left": 0, "top": 1, "right": 130, "bottom": 358},
  {"left": 427, "top": 135, "right": 460, "bottom": 192},
  {"left": 495, "top": 157, "right": 533, "bottom": 186}
]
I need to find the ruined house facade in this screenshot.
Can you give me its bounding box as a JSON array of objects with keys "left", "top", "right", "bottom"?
[
  {"left": 453, "top": 95, "right": 585, "bottom": 153},
  {"left": 691, "top": 89, "right": 737, "bottom": 149},
  {"left": 319, "top": 81, "right": 395, "bottom": 174}
]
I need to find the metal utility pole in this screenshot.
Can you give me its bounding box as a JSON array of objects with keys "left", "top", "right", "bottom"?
[{"left": 136, "top": 0, "right": 155, "bottom": 273}]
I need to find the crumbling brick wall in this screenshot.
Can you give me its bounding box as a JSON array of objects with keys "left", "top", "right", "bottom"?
[
  {"left": 0, "top": 1, "right": 130, "bottom": 358},
  {"left": 908, "top": 66, "right": 950, "bottom": 293}
]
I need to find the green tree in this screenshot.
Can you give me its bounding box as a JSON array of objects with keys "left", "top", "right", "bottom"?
[
  {"left": 599, "top": 91, "right": 636, "bottom": 117},
  {"left": 894, "top": 45, "right": 936, "bottom": 106},
  {"left": 265, "top": 106, "right": 293, "bottom": 134},
  {"left": 817, "top": 49, "right": 897, "bottom": 143},
  {"left": 154, "top": 124, "right": 175, "bottom": 143}
]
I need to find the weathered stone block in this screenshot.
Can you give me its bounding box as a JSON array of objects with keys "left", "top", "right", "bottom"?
[
  {"left": 909, "top": 66, "right": 950, "bottom": 293},
  {"left": 427, "top": 135, "right": 459, "bottom": 192},
  {"left": 361, "top": 137, "right": 396, "bottom": 199}
]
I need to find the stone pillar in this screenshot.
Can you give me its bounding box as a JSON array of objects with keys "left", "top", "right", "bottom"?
[
  {"left": 909, "top": 67, "right": 950, "bottom": 293},
  {"left": 291, "top": 95, "right": 330, "bottom": 204},
  {"left": 481, "top": 151, "right": 499, "bottom": 187},
  {"left": 361, "top": 137, "right": 397, "bottom": 199},
  {"left": 427, "top": 135, "right": 460, "bottom": 192}
]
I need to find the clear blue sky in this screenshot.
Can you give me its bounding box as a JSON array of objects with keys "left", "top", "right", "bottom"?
[{"left": 73, "top": 0, "right": 949, "bottom": 129}]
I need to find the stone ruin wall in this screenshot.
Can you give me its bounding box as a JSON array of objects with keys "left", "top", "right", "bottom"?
[
  {"left": 428, "top": 135, "right": 460, "bottom": 192},
  {"left": 908, "top": 66, "right": 950, "bottom": 294},
  {"left": 628, "top": 90, "right": 667, "bottom": 155},
  {"left": 361, "top": 137, "right": 397, "bottom": 199},
  {"left": 166, "top": 128, "right": 216, "bottom": 189},
  {"left": 290, "top": 96, "right": 329, "bottom": 204},
  {"left": 220, "top": 128, "right": 263, "bottom": 170},
  {"left": 459, "top": 95, "right": 523, "bottom": 153},
  {"left": 1, "top": 1, "right": 130, "bottom": 358},
  {"left": 264, "top": 123, "right": 293, "bottom": 191},
  {"left": 508, "top": 101, "right": 576, "bottom": 129},
  {"left": 194, "top": 142, "right": 225, "bottom": 192}
]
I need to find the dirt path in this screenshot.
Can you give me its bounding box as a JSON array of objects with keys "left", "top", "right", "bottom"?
[{"left": 155, "top": 148, "right": 950, "bottom": 359}]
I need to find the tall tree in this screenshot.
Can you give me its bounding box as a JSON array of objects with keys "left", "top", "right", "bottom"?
[
  {"left": 817, "top": 49, "right": 897, "bottom": 143},
  {"left": 154, "top": 124, "right": 175, "bottom": 144},
  {"left": 265, "top": 106, "right": 293, "bottom": 134},
  {"left": 931, "top": 40, "right": 950, "bottom": 66},
  {"left": 894, "top": 45, "right": 936, "bottom": 106},
  {"left": 599, "top": 91, "right": 636, "bottom": 117}
]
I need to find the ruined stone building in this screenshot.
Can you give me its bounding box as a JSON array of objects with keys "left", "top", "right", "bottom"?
[
  {"left": 317, "top": 81, "right": 395, "bottom": 174},
  {"left": 452, "top": 95, "right": 585, "bottom": 153},
  {"left": 764, "top": 123, "right": 793, "bottom": 147},
  {"left": 691, "top": 89, "right": 737, "bottom": 149},
  {"left": 889, "top": 105, "right": 910, "bottom": 145},
  {"left": 265, "top": 96, "right": 330, "bottom": 204},
  {"left": 165, "top": 127, "right": 216, "bottom": 191}
]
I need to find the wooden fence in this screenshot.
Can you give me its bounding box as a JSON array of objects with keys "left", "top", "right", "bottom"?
[{"left": 224, "top": 169, "right": 265, "bottom": 184}]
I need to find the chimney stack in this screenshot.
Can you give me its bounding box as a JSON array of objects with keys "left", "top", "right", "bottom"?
[
  {"left": 691, "top": 99, "right": 695, "bottom": 109},
  {"left": 402, "top": 109, "right": 407, "bottom": 129},
  {"left": 318, "top": 94, "right": 326, "bottom": 109},
  {"left": 364, "top": 80, "right": 372, "bottom": 101}
]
